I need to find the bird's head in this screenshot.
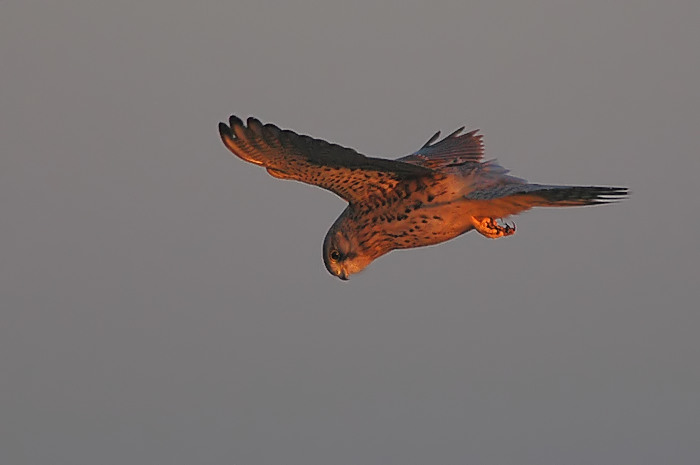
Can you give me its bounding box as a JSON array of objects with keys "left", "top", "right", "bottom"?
[{"left": 322, "top": 212, "right": 374, "bottom": 280}]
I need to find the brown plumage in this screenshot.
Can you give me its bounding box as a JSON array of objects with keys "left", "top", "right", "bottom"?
[{"left": 219, "top": 116, "right": 627, "bottom": 280}]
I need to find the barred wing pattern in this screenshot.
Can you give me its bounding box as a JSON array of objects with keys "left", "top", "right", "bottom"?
[
  {"left": 399, "top": 127, "right": 485, "bottom": 168},
  {"left": 218, "top": 116, "right": 432, "bottom": 205}
]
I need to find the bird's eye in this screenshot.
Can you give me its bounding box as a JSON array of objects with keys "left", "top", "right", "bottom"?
[{"left": 329, "top": 250, "right": 341, "bottom": 262}]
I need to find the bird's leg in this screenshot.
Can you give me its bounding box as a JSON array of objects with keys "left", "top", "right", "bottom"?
[{"left": 471, "top": 217, "right": 516, "bottom": 239}]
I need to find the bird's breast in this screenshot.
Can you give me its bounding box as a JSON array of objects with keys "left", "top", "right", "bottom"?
[{"left": 354, "top": 192, "right": 475, "bottom": 251}]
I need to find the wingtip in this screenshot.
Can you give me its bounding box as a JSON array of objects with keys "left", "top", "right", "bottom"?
[
  {"left": 247, "top": 116, "right": 263, "bottom": 135},
  {"left": 229, "top": 115, "right": 244, "bottom": 128},
  {"left": 446, "top": 126, "right": 466, "bottom": 138},
  {"left": 218, "top": 121, "right": 232, "bottom": 138},
  {"left": 218, "top": 115, "right": 269, "bottom": 166},
  {"left": 218, "top": 121, "right": 238, "bottom": 153},
  {"left": 422, "top": 131, "right": 441, "bottom": 148}
]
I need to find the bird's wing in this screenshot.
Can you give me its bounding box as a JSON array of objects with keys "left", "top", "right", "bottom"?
[
  {"left": 219, "top": 116, "right": 433, "bottom": 205},
  {"left": 399, "top": 127, "right": 484, "bottom": 168}
]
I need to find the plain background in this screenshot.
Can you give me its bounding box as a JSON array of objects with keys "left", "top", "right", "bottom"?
[{"left": 2, "top": 1, "right": 699, "bottom": 464}]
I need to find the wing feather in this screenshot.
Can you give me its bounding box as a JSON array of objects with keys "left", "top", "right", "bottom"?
[
  {"left": 400, "top": 127, "right": 484, "bottom": 168},
  {"left": 219, "top": 116, "right": 432, "bottom": 204}
]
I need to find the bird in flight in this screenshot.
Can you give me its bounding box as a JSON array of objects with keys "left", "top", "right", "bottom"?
[{"left": 219, "top": 116, "right": 627, "bottom": 280}]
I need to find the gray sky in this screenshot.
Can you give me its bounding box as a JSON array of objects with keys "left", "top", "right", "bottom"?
[{"left": 2, "top": 1, "right": 699, "bottom": 464}]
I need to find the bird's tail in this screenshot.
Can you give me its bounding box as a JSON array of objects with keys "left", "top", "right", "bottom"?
[{"left": 523, "top": 185, "right": 629, "bottom": 207}]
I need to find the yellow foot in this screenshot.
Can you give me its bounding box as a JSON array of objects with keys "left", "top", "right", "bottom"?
[{"left": 472, "top": 217, "right": 516, "bottom": 239}]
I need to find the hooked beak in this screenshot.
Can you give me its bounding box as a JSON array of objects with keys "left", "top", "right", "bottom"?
[{"left": 338, "top": 270, "right": 349, "bottom": 281}]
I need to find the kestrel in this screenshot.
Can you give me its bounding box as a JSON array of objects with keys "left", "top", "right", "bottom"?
[{"left": 219, "top": 116, "right": 627, "bottom": 280}]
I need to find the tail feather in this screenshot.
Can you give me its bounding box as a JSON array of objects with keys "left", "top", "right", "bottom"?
[
  {"left": 463, "top": 184, "right": 628, "bottom": 220},
  {"left": 526, "top": 185, "right": 629, "bottom": 207}
]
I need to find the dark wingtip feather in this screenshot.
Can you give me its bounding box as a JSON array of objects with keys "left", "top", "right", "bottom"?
[
  {"left": 422, "top": 131, "right": 441, "bottom": 148},
  {"left": 247, "top": 117, "right": 264, "bottom": 136},
  {"left": 218, "top": 121, "right": 233, "bottom": 139},
  {"left": 229, "top": 115, "right": 243, "bottom": 128},
  {"left": 446, "top": 126, "right": 465, "bottom": 139}
]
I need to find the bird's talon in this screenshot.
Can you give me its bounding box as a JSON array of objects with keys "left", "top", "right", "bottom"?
[{"left": 472, "top": 216, "right": 517, "bottom": 239}]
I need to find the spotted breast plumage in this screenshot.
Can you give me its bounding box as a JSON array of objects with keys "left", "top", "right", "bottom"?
[{"left": 219, "top": 116, "right": 627, "bottom": 280}]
